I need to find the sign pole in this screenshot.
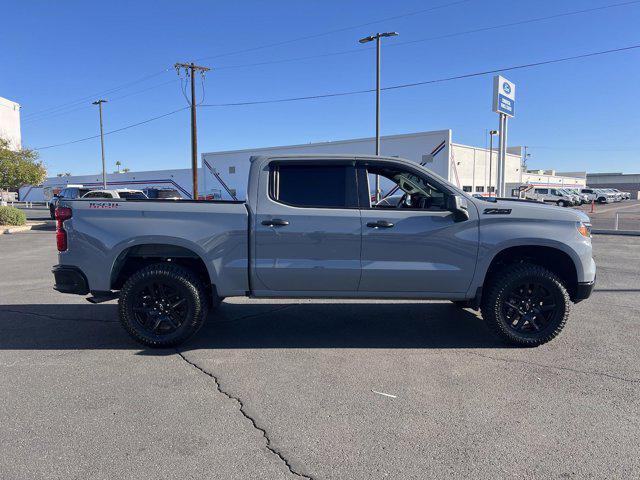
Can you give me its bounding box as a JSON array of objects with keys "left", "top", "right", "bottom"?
[
  {"left": 498, "top": 113, "right": 509, "bottom": 197},
  {"left": 492, "top": 75, "right": 515, "bottom": 197}
]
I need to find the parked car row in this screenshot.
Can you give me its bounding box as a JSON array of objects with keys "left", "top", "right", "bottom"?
[
  {"left": 525, "top": 186, "right": 632, "bottom": 207},
  {"left": 49, "top": 186, "right": 183, "bottom": 218},
  {"left": 579, "top": 188, "right": 631, "bottom": 204}
]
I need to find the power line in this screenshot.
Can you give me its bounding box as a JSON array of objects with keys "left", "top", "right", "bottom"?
[
  {"left": 194, "top": 0, "right": 472, "bottom": 62},
  {"left": 213, "top": 0, "right": 640, "bottom": 71},
  {"left": 22, "top": 69, "right": 172, "bottom": 120},
  {"left": 390, "top": 0, "right": 640, "bottom": 50},
  {"left": 22, "top": 2, "right": 469, "bottom": 122},
  {"left": 31, "top": 43, "right": 640, "bottom": 151},
  {"left": 22, "top": 0, "right": 637, "bottom": 124},
  {"left": 33, "top": 107, "right": 189, "bottom": 150},
  {"left": 23, "top": 79, "right": 179, "bottom": 125},
  {"left": 201, "top": 44, "right": 640, "bottom": 107}
]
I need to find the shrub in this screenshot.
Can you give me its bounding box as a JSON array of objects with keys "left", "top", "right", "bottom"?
[{"left": 0, "top": 206, "right": 27, "bottom": 226}]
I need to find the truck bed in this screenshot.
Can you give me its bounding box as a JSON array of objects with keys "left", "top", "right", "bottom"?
[{"left": 58, "top": 198, "right": 250, "bottom": 296}]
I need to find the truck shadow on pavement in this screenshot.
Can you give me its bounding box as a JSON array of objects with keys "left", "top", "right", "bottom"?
[{"left": 0, "top": 301, "right": 506, "bottom": 351}]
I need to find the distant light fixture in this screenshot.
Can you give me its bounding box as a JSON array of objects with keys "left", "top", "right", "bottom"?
[{"left": 359, "top": 32, "right": 398, "bottom": 43}]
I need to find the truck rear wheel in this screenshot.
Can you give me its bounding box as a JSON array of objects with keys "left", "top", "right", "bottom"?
[
  {"left": 480, "top": 263, "right": 570, "bottom": 347},
  {"left": 118, "top": 263, "right": 209, "bottom": 347}
]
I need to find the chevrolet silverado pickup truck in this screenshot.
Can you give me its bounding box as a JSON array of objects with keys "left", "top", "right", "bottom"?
[{"left": 52, "top": 154, "right": 595, "bottom": 347}]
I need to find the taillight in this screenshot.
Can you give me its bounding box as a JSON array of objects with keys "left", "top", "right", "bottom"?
[{"left": 55, "top": 207, "right": 72, "bottom": 252}]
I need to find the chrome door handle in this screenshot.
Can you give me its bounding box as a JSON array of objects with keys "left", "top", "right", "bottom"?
[
  {"left": 366, "top": 220, "right": 394, "bottom": 228},
  {"left": 262, "top": 218, "right": 289, "bottom": 227}
]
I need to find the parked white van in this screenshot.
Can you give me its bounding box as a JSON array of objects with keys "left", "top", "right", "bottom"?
[{"left": 526, "top": 187, "right": 576, "bottom": 207}]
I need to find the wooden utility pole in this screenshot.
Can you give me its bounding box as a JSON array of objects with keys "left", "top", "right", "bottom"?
[
  {"left": 174, "top": 62, "right": 210, "bottom": 200},
  {"left": 92, "top": 99, "right": 108, "bottom": 189}
]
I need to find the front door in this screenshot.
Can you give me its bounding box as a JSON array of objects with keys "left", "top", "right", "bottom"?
[
  {"left": 357, "top": 160, "right": 479, "bottom": 295},
  {"left": 253, "top": 160, "right": 362, "bottom": 293}
]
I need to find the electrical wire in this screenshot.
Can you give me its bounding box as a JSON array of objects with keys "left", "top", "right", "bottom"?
[
  {"left": 213, "top": 0, "right": 640, "bottom": 71},
  {"left": 31, "top": 43, "right": 640, "bottom": 151},
  {"left": 23, "top": 79, "right": 179, "bottom": 125},
  {"left": 201, "top": 44, "right": 640, "bottom": 107},
  {"left": 194, "top": 0, "right": 472, "bottom": 62},
  {"left": 21, "top": 69, "right": 172, "bottom": 120},
  {"left": 22, "top": 0, "right": 638, "bottom": 122},
  {"left": 33, "top": 107, "right": 189, "bottom": 150},
  {"left": 24, "top": 0, "right": 470, "bottom": 120}
]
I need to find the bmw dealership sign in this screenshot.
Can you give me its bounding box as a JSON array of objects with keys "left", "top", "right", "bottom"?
[{"left": 492, "top": 75, "right": 516, "bottom": 117}]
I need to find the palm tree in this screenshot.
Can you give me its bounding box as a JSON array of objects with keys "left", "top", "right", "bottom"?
[{"left": 115, "top": 161, "right": 121, "bottom": 173}]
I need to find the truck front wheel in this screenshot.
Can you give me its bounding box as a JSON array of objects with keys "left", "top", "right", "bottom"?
[
  {"left": 118, "top": 263, "right": 210, "bottom": 347},
  {"left": 480, "top": 263, "right": 570, "bottom": 347}
]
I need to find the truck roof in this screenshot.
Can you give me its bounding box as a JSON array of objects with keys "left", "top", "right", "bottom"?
[{"left": 249, "top": 154, "right": 411, "bottom": 163}]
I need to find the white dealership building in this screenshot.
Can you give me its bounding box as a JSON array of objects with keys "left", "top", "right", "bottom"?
[{"left": 19, "top": 130, "right": 585, "bottom": 201}]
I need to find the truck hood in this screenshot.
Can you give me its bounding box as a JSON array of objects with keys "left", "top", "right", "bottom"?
[{"left": 472, "top": 198, "right": 590, "bottom": 223}]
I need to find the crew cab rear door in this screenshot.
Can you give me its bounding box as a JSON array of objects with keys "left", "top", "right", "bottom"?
[
  {"left": 252, "top": 159, "right": 362, "bottom": 293},
  {"left": 356, "top": 159, "right": 479, "bottom": 295}
]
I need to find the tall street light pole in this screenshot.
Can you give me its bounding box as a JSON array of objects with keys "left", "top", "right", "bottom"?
[
  {"left": 93, "top": 99, "right": 108, "bottom": 189},
  {"left": 359, "top": 31, "right": 398, "bottom": 202},
  {"left": 489, "top": 130, "right": 498, "bottom": 197}
]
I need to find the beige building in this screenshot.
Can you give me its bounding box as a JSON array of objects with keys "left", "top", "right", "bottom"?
[{"left": 0, "top": 96, "right": 21, "bottom": 150}]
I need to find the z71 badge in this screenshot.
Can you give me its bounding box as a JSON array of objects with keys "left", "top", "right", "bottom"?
[{"left": 483, "top": 208, "right": 512, "bottom": 215}]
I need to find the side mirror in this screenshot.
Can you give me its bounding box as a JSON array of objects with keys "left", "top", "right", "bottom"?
[{"left": 446, "top": 194, "right": 469, "bottom": 222}]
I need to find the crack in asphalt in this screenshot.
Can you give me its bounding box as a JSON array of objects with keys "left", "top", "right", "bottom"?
[
  {"left": 0, "top": 308, "right": 118, "bottom": 324},
  {"left": 467, "top": 351, "right": 640, "bottom": 384},
  {"left": 176, "top": 350, "right": 314, "bottom": 480}
]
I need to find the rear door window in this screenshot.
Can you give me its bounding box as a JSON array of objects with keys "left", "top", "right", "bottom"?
[
  {"left": 118, "top": 191, "right": 146, "bottom": 199},
  {"left": 270, "top": 164, "right": 358, "bottom": 208}
]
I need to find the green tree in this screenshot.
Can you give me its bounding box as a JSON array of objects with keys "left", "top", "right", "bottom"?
[{"left": 0, "top": 138, "right": 47, "bottom": 191}]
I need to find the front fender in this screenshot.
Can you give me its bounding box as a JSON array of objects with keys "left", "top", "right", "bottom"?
[{"left": 467, "top": 219, "right": 594, "bottom": 297}]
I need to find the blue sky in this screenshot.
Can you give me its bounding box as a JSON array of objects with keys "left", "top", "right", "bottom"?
[{"left": 1, "top": 0, "right": 639, "bottom": 176}]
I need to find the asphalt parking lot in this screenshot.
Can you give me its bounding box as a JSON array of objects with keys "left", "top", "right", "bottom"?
[{"left": 1, "top": 228, "right": 639, "bottom": 479}]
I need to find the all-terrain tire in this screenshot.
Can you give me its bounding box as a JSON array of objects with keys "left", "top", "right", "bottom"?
[
  {"left": 118, "top": 263, "right": 210, "bottom": 347},
  {"left": 480, "top": 263, "right": 571, "bottom": 347}
]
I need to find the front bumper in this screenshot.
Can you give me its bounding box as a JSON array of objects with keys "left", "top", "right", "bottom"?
[
  {"left": 52, "top": 265, "right": 89, "bottom": 295},
  {"left": 574, "top": 278, "right": 595, "bottom": 303}
]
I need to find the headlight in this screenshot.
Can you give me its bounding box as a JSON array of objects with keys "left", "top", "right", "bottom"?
[{"left": 577, "top": 221, "right": 592, "bottom": 238}]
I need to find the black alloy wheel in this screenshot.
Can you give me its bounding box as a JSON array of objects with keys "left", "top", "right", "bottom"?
[
  {"left": 132, "top": 280, "right": 190, "bottom": 336},
  {"left": 481, "top": 263, "right": 570, "bottom": 347},
  {"left": 502, "top": 281, "right": 560, "bottom": 335},
  {"left": 119, "top": 263, "right": 210, "bottom": 347}
]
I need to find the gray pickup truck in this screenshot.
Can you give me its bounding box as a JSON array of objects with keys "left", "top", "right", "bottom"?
[{"left": 52, "top": 155, "right": 595, "bottom": 347}]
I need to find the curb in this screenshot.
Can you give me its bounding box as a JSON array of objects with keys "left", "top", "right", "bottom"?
[
  {"left": 592, "top": 229, "right": 640, "bottom": 236},
  {"left": 1, "top": 222, "right": 47, "bottom": 235}
]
